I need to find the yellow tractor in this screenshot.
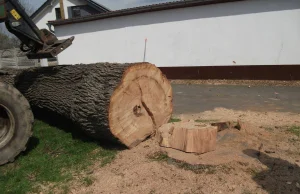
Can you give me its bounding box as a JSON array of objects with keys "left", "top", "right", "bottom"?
[{"left": 0, "top": 0, "right": 74, "bottom": 165}]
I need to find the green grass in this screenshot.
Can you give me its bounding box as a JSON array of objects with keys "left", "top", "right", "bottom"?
[
  {"left": 194, "top": 119, "right": 218, "bottom": 123},
  {"left": 242, "top": 189, "right": 252, "bottom": 194},
  {"left": 147, "top": 151, "right": 217, "bottom": 174},
  {"left": 168, "top": 118, "right": 181, "bottom": 123},
  {"left": 149, "top": 189, "right": 156, "bottom": 194},
  {"left": 264, "top": 127, "right": 274, "bottom": 132},
  {"left": 287, "top": 126, "right": 300, "bottom": 137},
  {"left": 246, "top": 167, "right": 265, "bottom": 180},
  {"left": 82, "top": 176, "right": 95, "bottom": 187},
  {"left": 0, "top": 120, "right": 118, "bottom": 194},
  {"left": 147, "top": 151, "right": 169, "bottom": 162}
]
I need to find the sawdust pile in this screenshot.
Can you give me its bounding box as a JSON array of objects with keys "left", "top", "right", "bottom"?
[{"left": 67, "top": 108, "right": 300, "bottom": 194}]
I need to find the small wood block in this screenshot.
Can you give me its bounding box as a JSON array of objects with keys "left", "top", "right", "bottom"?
[{"left": 157, "top": 121, "right": 217, "bottom": 154}]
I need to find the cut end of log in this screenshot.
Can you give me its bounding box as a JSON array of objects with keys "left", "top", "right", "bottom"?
[
  {"left": 158, "top": 121, "right": 217, "bottom": 154},
  {"left": 109, "top": 63, "right": 173, "bottom": 148}
]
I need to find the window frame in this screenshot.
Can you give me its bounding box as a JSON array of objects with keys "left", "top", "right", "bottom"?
[
  {"left": 55, "top": 7, "right": 61, "bottom": 20},
  {"left": 70, "top": 6, "right": 82, "bottom": 18}
]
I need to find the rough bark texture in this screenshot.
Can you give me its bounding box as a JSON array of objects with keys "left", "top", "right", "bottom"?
[
  {"left": 11, "top": 62, "right": 173, "bottom": 147},
  {"left": 157, "top": 121, "right": 217, "bottom": 154},
  {"left": 0, "top": 68, "right": 21, "bottom": 85}
]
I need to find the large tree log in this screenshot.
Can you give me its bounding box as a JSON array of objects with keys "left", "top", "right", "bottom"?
[{"left": 14, "top": 62, "right": 173, "bottom": 148}]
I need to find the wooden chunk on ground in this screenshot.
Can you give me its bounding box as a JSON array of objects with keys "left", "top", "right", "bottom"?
[{"left": 157, "top": 121, "right": 217, "bottom": 154}]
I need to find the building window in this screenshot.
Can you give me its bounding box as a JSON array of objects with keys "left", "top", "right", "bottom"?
[
  {"left": 55, "top": 8, "right": 61, "bottom": 19},
  {"left": 68, "top": 5, "right": 93, "bottom": 18},
  {"left": 71, "top": 6, "right": 81, "bottom": 18}
]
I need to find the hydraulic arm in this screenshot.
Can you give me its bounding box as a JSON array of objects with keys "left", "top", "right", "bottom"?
[{"left": 0, "top": 0, "right": 74, "bottom": 59}]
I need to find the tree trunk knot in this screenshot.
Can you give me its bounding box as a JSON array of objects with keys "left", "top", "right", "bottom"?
[{"left": 133, "top": 105, "right": 142, "bottom": 117}]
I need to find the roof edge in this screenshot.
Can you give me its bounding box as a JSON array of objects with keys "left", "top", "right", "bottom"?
[
  {"left": 86, "top": 0, "right": 111, "bottom": 12},
  {"left": 49, "top": 0, "right": 245, "bottom": 26},
  {"left": 31, "top": 0, "right": 56, "bottom": 19},
  {"left": 31, "top": 0, "right": 111, "bottom": 20}
]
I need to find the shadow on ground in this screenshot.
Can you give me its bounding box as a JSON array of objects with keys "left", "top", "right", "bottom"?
[
  {"left": 243, "top": 149, "right": 300, "bottom": 194},
  {"left": 22, "top": 136, "right": 40, "bottom": 156},
  {"left": 31, "top": 107, "right": 127, "bottom": 151}
]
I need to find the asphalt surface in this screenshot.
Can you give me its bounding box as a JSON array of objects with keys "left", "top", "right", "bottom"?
[{"left": 172, "top": 84, "right": 300, "bottom": 114}]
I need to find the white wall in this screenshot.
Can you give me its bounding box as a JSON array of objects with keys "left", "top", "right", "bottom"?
[
  {"left": 33, "top": 0, "right": 86, "bottom": 30},
  {"left": 54, "top": 0, "right": 300, "bottom": 67}
]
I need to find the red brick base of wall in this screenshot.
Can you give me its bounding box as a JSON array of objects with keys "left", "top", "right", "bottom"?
[{"left": 159, "top": 65, "right": 300, "bottom": 80}]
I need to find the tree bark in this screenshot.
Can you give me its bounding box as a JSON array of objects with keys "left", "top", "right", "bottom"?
[
  {"left": 0, "top": 68, "right": 21, "bottom": 85},
  {"left": 13, "top": 62, "right": 173, "bottom": 148}
]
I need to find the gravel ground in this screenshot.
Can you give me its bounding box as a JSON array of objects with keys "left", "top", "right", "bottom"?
[{"left": 171, "top": 79, "right": 300, "bottom": 86}]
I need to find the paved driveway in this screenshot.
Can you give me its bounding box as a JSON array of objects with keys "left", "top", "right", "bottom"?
[{"left": 172, "top": 84, "right": 300, "bottom": 114}]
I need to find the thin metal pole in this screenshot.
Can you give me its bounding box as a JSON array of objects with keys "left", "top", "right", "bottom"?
[{"left": 143, "top": 38, "right": 147, "bottom": 62}]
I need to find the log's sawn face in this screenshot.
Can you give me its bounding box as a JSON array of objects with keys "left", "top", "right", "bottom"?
[{"left": 109, "top": 63, "right": 173, "bottom": 148}]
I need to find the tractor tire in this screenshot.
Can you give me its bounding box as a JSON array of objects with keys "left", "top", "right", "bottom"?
[{"left": 0, "top": 82, "right": 34, "bottom": 166}]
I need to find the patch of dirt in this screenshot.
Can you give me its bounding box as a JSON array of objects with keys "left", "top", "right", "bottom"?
[{"left": 69, "top": 108, "right": 300, "bottom": 194}]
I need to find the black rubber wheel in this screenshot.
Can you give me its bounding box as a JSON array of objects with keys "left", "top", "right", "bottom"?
[{"left": 0, "top": 82, "right": 34, "bottom": 165}]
